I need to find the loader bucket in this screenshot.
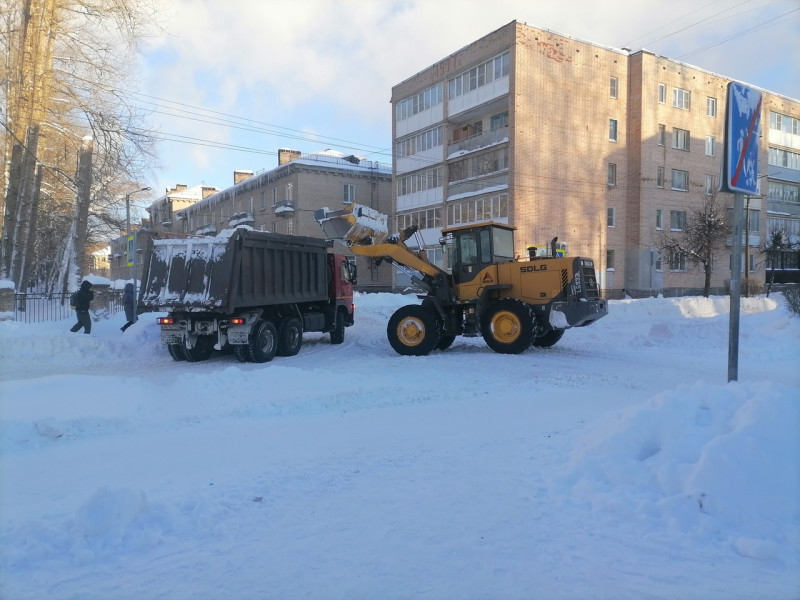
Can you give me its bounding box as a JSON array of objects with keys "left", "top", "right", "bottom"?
[{"left": 314, "top": 203, "right": 389, "bottom": 245}]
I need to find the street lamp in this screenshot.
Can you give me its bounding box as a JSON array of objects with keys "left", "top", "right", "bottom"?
[{"left": 125, "top": 186, "right": 151, "bottom": 321}]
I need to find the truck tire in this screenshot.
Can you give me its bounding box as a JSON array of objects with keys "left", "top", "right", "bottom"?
[
  {"left": 167, "top": 343, "right": 186, "bottom": 361},
  {"left": 249, "top": 319, "right": 278, "bottom": 363},
  {"left": 277, "top": 317, "right": 303, "bottom": 356},
  {"left": 481, "top": 299, "right": 535, "bottom": 354},
  {"left": 330, "top": 310, "right": 345, "bottom": 345},
  {"left": 387, "top": 304, "right": 440, "bottom": 356},
  {"left": 533, "top": 328, "right": 565, "bottom": 348},
  {"left": 184, "top": 335, "right": 214, "bottom": 362},
  {"left": 233, "top": 345, "right": 251, "bottom": 363}
]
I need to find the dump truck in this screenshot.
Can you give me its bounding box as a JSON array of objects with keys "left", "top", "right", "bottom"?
[
  {"left": 138, "top": 228, "right": 356, "bottom": 363},
  {"left": 315, "top": 204, "right": 607, "bottom": 356}
]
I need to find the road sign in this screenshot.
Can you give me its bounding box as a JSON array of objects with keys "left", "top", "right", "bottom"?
[
  {"left": 127, "top": 235, "right": 134, "bottom": 267},
  {"left": 721, "top": 82, "right": 762, "bottom": 194}
]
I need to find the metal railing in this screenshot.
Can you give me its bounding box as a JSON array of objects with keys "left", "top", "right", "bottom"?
[{"left": 12, "top": 291, "right": 124, "bottom": 323}]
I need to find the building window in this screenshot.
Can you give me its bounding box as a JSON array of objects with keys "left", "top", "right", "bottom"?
[
  {"left": 343, "top": 184, "right": 355, "bottom": 204},
  {"left": 606, "top": 249, "right": 616, "bottom": 270},
  {"left": 260, "top": 190, "right": 266, "bottom": 210},
  {"left": 398, "top": 167, "right": 442, "bottom": 196},
  {"left": 658, "top": 124, "right": 666, "bottom": 146},
  {"left": 285, "top": 183, "right": 293, "bottom": 203},
  {"left": 610, "top": 76, "right": 618, "bottom": 99},
  {"left": 707, "top": 97, "right": 717, "bottom": 117},
  {"left": 271, "top": 188, "right": 277, "bottom": 206},
  {"left": 657, "top": 166, "right": 665, "bottom": 188},
  {"left": 607, "top": 163, "right": 617, "bottom": 187},
  {"left": 490, "top": 111, "right": 509, "bottom": 131},
  {"left": 396, "top": 83, "right": 443, "bottom": 122},
  {"left": 448, "top": 148, "right": 508, "bottom": 183},
  {"left": 670, "top": 251, "right": 687, "bottom": 271},
  {"left": 673, "top": 87, "right": 691, "bottom": 110},
  {"left": 705, "top": 175, "right": 714, "bottom": 195},
  {"left": 705, "top": 136, "right": 715, "bottom": 156},
  {"left": 609, "top": 119, "right": 618, "bottom": 142},
  {"left": 656, "top": 209, "right": 663, "bottom": 230},
  {"left": 655, "top": 252, "right": 663, "bottom": 271},
  {"left": 658, "top": 83, "right": 666, "bottom": 104},
  {"left": 673, "top": 128, "right": 690, "bottom": 151},
  {"left": 287, "top": 219, "right": 293, "bottom": 235},
  {"left": 671, "top": 169, "right": 689, "bottom": 191},
  {"left": 607, "top": 206, "right": 616, "bottom": 227},
  {"left": 670, "top": 210, "right": 687, "bottom": 231},
  {"left": 396, "top": 125, "right": 443, "bottom": 158},
  {"left": 448, "top": 51, "right": 510, "bottom": 99},
  {"left": 768, "top": 147, "right": 800, "bottom": 170},
  {"left": 748, "top": 210, "right": 760, "bottom": 232}
]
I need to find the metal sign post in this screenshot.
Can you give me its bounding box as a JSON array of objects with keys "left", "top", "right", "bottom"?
[{"left": 721, "top": 82, "right": 762, "bottom": 382}]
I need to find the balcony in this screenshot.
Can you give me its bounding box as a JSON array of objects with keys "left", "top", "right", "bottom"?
[
  {"left": 274, "top": 200, "right": 295, "bottom": 218},
  {"left": 448, "top": 174, "right": 509, "bottom": 200},
  {"left": 229, "top": 212, "right": 254, "bottom": 227},
  {"left": 448, "top": 126, "right": 508, "bottom": 158}
]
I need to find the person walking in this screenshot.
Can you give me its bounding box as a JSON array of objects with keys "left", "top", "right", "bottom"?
[
  {"left": 69, "top": 280, "right": 94, "bottom": 334},
  {"left": 121, "top": 282, "right": 136, "bottom": 332}
]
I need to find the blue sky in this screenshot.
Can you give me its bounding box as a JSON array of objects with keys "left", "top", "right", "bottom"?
[{"left": 132, "top": 0, "right": 799, "bottom": 206}]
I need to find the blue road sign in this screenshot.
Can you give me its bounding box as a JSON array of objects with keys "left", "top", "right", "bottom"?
[
  {"left": 127, "top": 235, "right": 134, "bottom": 267},
  {"left": 722, "top": 82, "right": 762, "bottom": 194}
]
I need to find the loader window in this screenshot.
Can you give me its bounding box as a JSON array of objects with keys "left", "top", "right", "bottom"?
[
  {"left": 492, "top": 227, "right": 514, "bottom": 260},
  {"left": 459, "top": 233, "right": 478, "bottom": 265},
  {"left": 480, "top": 229, "right": 492, "bottom": 263}
]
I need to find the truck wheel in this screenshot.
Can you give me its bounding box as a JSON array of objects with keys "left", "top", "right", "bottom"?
[
  {"left": 481, "top": 299, "right": 535, "bottom": 354},
  {"left": 167, "top": 343, "right": 186, "bottom": 361},
  {"left": 249, "top": 319, "right": 278, "bottom": 363},
  {"left": 330, "top": 310, "right": 345, "bottom": 345},
  {"left": 233, "top": 345, "right": 251, "bottom": 363},
  {"left": 277, "top": 317, "right": 303, "bottom": 356},
  {"left": 184, "top": 335, "right": 214, "bottom": 362},
  {"left": 387, "top": 305, "right": 440, "bottom": 356},
  {"left": 532, "top": 328, "right": 565, "bottom": 348}
]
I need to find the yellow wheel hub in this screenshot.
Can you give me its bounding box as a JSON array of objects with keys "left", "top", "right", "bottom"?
[
  {"left": 397, "top": 317, "right": 425, "bottom": 347},
  {"left": 491, "top": 310, "right": 521, "bottom": 343}
]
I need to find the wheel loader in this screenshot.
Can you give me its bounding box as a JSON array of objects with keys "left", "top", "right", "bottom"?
[{"left": 315, "top": 203, "right": 607, "bottom": 356}]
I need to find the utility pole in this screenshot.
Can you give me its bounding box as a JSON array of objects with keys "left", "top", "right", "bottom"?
[{"left": 125, "top": 186, "right": 151, "bottom": 321}]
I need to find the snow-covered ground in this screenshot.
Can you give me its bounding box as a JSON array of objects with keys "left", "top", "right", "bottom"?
[{"left": 1, "top": 292, "right": 798, "bottom": 600}]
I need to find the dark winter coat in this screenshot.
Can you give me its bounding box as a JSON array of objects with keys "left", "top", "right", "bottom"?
[
  {"left": 123, "top": 283, "right": 135, "bottom": 322},
  {"left": 73, "top": 280, "right": 94, "bottom": 312}
]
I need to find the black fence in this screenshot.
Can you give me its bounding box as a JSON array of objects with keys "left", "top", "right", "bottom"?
[{"left": 12, "top": 291, "right": 124, "bottom": 323}]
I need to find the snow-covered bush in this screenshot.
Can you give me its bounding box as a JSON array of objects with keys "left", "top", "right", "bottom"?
[{"left": 784, "top": 286, "right": 800, "bottom": 315}]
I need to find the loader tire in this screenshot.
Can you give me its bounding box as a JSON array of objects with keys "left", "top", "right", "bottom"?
[
  {"left": 436, "top": 334, "right": 456, "bottom": 351},
  {"left": 387, "top": 304, "right": 440, "bottom": 356},
  {"left": 277, "top": 317, "right": 303, "bottom": 356},
  {"left": 533, "top": 328, "right": 565, "bottom": 348},
  {"left": 481, "top": 299, "right": 535, "bottom": 354},
  {"left": 233, "top": 344, "right": 251, "bottom": 363},
  {"left": 183, "top": 335, "right": 214, "bottom": 362},
  {"left": 249, "top": 319, "right": 278, "bottom": 363}
]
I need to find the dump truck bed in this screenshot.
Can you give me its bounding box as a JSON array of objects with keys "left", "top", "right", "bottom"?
[{"left": 138, "top": 229, "right": 330, "bottom": 314}]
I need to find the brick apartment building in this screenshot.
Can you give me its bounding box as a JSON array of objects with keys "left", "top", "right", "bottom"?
[
  {"left": 153, "top": 149, "right": 395, "bottom": 291},
  {"left": 391, "top": 20, "right": 800, "bottom": 296}
]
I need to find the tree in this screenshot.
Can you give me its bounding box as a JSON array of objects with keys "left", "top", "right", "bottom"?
[
  {"left": 656, "top": 192, "right": 729, "bottom": 298},
  {"left": 1, "top": 0, "right": 160, "bottom": 291}
]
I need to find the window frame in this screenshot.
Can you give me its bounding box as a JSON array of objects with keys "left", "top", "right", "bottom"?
[
  {"left": 673, "top": 127, "right": 690, "bottom": 151},
  {"left": 607, "top": 163, "right": 617, "bottom": 187},
  {"left": 607, "top": 206, "right": 616, "bottom": 228},
  {"left": 610, "top": 76, "right": 618, "bottom": 99},
  {"left": 671, "top": 169, "right": 689, "bottom": 192},
  {"left": 609, "top": 118, "right": 618, "bottom": 142}
]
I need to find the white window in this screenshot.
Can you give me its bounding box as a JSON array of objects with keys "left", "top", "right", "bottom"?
[
  {"left": 285, "top": 183, "right": 293, "bottom": 203},
  {"left": 260, "top": 190, "right": 266, "bottom": 210},
  {"left": 658, "top": 83, "right": 666, "bottom": 104},
  {"left": 609, "top": 119, "right": 618, "bottom": 142},
  {"left": 705, "top": 175, "right": 714, "bottom": 195},
  {"left": 671, "top": 169, "right": 689, "bottom": 191},
  {"left": 705, "top": 136, "right": 715, "bottom": 156},
  {"left": 670, "top": 210, "right": 687, "bottom": 231},
  {"left": 610, "top": 77, "right": 618, "bottom": 99},
  {"left": 673, "top": 87, "right": 691, "bottom": 110},
  {"left": 707, "top": 97, "right": 717, "bottom": 117},
  {"left": 287, "top": 219, "right": 293, "bottom": 235},
  {"left": 657, "top": 166, "right": 665, "bottom": 188},
  {"left": 658, "top": 124, "right": 666, "bottom": 146},
  {"left": 673, "top": 128, "right": 690, "bottom": 151},
  {"left": 656, "top": 209, "right": 663, "bottom": 230},
  {"left": 607, "top": 163, "right": 617, "bottom": 187},
  {"left": 607, "top": 207, "right": 616, "bottom": 227},
  {"left": 343, "top": 184, "right": 355, "bottom": 204},
  {"left": 670, "top": 251, "right": 687, "bottom": 271},
  {"left": 655, "top": 252, "right": 663, "bottom": 271},
  {"left": 271, "top": 188, "right": 278, "bottom": 206}
]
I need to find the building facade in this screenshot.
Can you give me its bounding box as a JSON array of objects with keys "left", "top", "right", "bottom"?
[
  {"left": 159, "top": 150, "right": 395, "bottom": 291},
  {"left": 391, "top": 21, "right": 800, "bottom": 296}
]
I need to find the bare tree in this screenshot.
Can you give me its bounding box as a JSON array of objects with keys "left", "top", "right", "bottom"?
[
  {"left": 1, "top": 0, "right": 160, "bottom": 290},
  {"left": 656, "top": 192, "right": 729, "bottom": 298}
]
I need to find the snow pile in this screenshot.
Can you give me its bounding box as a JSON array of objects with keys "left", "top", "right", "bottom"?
[{"left": 0, "top": 292, "right": 798, "bottom": 599}]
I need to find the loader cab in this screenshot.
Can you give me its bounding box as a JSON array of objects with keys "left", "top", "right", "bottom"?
[{"left": 441, "top": 222, "right": 515, "bottom": 284}]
